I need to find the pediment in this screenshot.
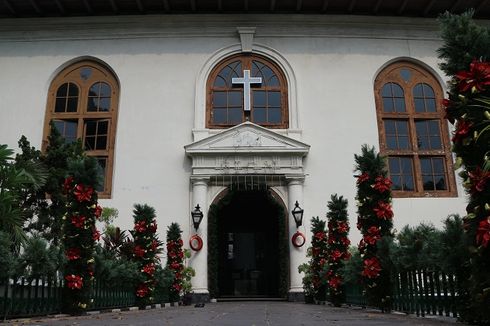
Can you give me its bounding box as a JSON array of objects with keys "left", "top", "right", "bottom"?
[{"left": 185, "top": 122, "right": 310, "bottom": 155}]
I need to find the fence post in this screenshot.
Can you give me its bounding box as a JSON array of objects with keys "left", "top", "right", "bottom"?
[
  {"left": 433, "top": 270, "right": 443, "bottom": 316},
  {"left": 448, "top": 273, "right": 457, "bottom": 318}
]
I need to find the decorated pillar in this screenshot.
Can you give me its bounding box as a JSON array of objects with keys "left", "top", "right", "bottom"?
[
  {"left": 286, "top": 175, "right": 306, "bottom": 301},
  {"left": 189, "top": 176, "right": 210, "bottom": 302}
]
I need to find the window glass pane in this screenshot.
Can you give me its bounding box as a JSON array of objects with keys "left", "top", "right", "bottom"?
[
  {"left": 398, "top": 136, "right": 409, "bottom": 149},
  {"left": 413, "top": 84, "right": 423, "bottom": 97},
  {"left": 414, "top": 98, "right": 425, "bottom": 112},
  {"left": 400, "top": 69, "right": 411, "bottom": 82},
  {"left": 386, "top": 137, "right": 397, "bottom": 149},
  {"left": 432, "top": 158, "right": 444, "bottom": 174},
  {"left": 55, "top": 98, "right": 66, "bottom": 112},
  {"left": 268, "top": 92, "right": 281, "bottom": 107},
  {"left": 420, "top": 158, "right": 431, "bottom": 172},
  {"left": 423, "top": 176, "right": 435, "bottom": 191},
  {"left": 384, "top": 120, "right": 410, "bottom": 150},
  {"left": 87, "top": 98, "right": 97, "bottom": 112},
  {"left": 85, "top": 137, "right": 95, "bottom": 150},
  {"left": 213, "top": 109, "right": 226, "bottom": 124},
  {"left": 228, "top": 107, "right": 242, "bottom": 124},
  {"left": 384, "top": 120, "right": 395, "bottom": 134},
  {"left": 397, "top": 120, "right": 408, "bottom": 134},
  {"left": 423, "top": 84, "right": 435, "bottom": 97},
  {"left": 96, "top": 136, "right": 107, "bottom": 150},
  {"left": 392, "top": 83, "right": 404, "bottom": 97},
  {"left": 404, "top": 176, "right": 414, "bottom": 191},
  {"left": 57, "top": 83, "right": 68, "bottom": 97},
  {"left": 420, "top": 157, "right": 447, "bottom": 191},
  {"left": 389, "top": 157, "right": 400, "bottom": 173},
  {"left": 391, "top": 176, "right": 402, "bottom": 190},
  {"left": 65, "top": 121, "right": 78, "bottom": 141},
  {"left": 86, "top": 121, "right": 97, "bottom": 136},
  {"left": 253, "top": 91, "right": 266, "bottom": 106},
  {"left": 214, "top": 76, "right": 226, "bottom": 88},
  {"left": 99, "top": 83, "right": 111, "bottom": 97},
  {"left": 414, "top": 83, "right": 436, "bottom": 113},
  {"left": 401, "top": 157, "right": 413, "bottom": 173},
  {"left": 388, "top": 157, "right": 414, "bottom": 191},
  {"left": 68, "top": 83, "right": 79, "bottom": 97},
  {"left": 98, "top": 120, "right": 108, "bottom": 135},
  {"left": 213, "top": 92, "right": 226, "bottom": 107},
  {"left": 269, "top": 107, "right": 281, "bottom": 123},
  {"left": 383, "top": 98, "right": 394, "bottom": 112},
  {"left": 268, "top": 76, "right": 279, "bottom": 87},
  {"left": 98, "top": 98, "right": 111, "bottom": 112},
  {"left": 95, "top": 157, "right": 106, "bottom": 192},
  {"left": 261, "top": 66, "right": 274, "bottom": 82},
  {"left": 228, "top": 91, "right": 242, "bottom": 107},
  {"left": 435, "top": 177, "right": 446, "bottom": 190},
  {"left": 426, "top": 99, "right": 436, "bottom": 112},
  {"left": 416, "top": 120, "right": 441, "bottom": 150},
  {"left": 431, "top": 137, "right": 442, "bottom": 149},
  {"left": 253, "top": 107, "right": 266, "bottom": 123},
  {"left": 67, "top": 98, "right": 78, "bottom": 112},
  {"left": 394, "top": 98, "right": 406, "bottom": 112}
]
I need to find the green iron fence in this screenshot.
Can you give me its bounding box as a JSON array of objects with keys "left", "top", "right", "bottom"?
[
  {"left": 344, "top": 283, "right": 367, "bottom": 307},
  {"left": 392, "top": 270, "right": 458, "bottom": 318}
]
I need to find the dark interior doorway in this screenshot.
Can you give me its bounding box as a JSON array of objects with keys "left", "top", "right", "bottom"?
[{"left": 216, "top": 190, "right": 284, "bottom": 298}]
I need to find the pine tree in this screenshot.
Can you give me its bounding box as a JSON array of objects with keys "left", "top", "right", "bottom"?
[
  {"left": 131, "top": 204, "right": 160, "bottom": 307},
  {"left": 438, "top": 11, "right": 490, "bottom": 324},
  {"left": 308, "top": 216, "right": 328, "bottom": 302},
  {"left": 326, "top": 194, "right": 350, "bottom": 307},
  {"left": 166, "top": 222, "right": 185, "bottom": 302},
  {"left": 354, "top": 145, "right": 394, "bottom": 312}
]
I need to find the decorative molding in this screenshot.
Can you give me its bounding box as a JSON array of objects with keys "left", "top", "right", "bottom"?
[{"left": 237, "top": 26, "right": 256, "bottom": 52}]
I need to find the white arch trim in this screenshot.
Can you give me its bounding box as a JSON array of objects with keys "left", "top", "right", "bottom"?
[{"left": 193, "top": 43, "right": 300, "bottom": 141}]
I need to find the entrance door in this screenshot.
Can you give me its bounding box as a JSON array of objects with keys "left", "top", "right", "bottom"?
[{"left": 216, "top": 190, "right": 284, "bottom": 297}]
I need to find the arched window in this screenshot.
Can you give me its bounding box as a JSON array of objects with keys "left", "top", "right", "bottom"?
[
  {"left": 206, "top": 54, "right": 288, "bottom": 129},
  {"left": 374, "top": 61, "right": 456, "bottom": 197},
  {"left": 43, "top": 60, "right": 119, "bottom": 198}
]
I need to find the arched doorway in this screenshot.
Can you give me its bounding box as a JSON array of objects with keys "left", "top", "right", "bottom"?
[{"left": 208, "top": 188, "right": 289, "bottom": 299}]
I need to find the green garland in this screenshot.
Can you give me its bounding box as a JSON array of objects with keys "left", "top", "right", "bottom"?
[
  {"left": 308, "top": 216, "right": 328, "bottom": 302},
  {"left": 355, "top": 145, "right": 394, "bottom": 312},
  {"left": 166, "top": 223, "right": 184, "bottom": 302},
  {"left": 131, "top": 204, "right": 161, "bottom": 307},
  {"left": 62, "top": 157, "right": 100, "bottom": 314},
  {"left": 326, "top": 194, "right": 350, "bottom": 307}
]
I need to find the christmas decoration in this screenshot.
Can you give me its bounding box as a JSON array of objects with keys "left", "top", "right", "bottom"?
[
  {"left": 438, "top": 11, "right": 490, "bottom": 323},
  {"left": 307, "top": 216, "right": 329, "bottom": 302},
  {"left": 130, "top": 204, "right": 161, "bottom": 307},
  {"left": 326, "top": 194, "right": 350, "bottom": 307},
  {"left": 166, "top": 223, "right": 185, "bottom": 302},
  {"left": 189, "top": 234, "right": 203, "bottom": 251},
  {"left": 355, "top": 145, "right": 394, "bottom": 312}
]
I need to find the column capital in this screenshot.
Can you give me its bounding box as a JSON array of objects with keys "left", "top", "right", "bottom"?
[
  {"left": 285, "top": 174, "right": 305, "bottom": 185},
  {"left": 190, "top": 175, "right": 210, "bottom": 185}
]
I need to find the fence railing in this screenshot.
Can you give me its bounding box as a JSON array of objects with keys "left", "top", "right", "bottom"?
[
  {"left": 1, "top": 276, "right": 164, "bottom": 319},
  {"left": 392, "top": 270, "right": 458, "bottom": 318},
  {"left": 344, "top": 270, "right": 458, "bottom": 318}
]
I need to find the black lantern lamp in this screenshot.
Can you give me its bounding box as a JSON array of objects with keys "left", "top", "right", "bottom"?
[
  {"left": 191, "top": 204, "right": 204, "bottom": 231},
  {"left": 291, "top": 201, "right": 304, "bottom": 228}
]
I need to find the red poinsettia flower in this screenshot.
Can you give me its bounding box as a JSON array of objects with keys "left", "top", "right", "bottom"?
[
  {"left": 319, "top": 258, "right": 327, "bottom": 266},
  {"left": 134, "top": 221, "right": 147, "bottom": 233},
  {"left": 356, "top": 173, "right": 370, "bottom": 184},
  {"left": 94, "top": 205, "right": 102, "bottom": 219},
  {"left": 136, "top": 283, "right": 149, "bottom": 297},
  {"left": 151, "top": 239, "right": 159, "bottom": 252},
  {"left": 328, "top": 236, "right": 336, "bottom": 244},
  {"left": 364, "top": 226, "right": 381, "bottom": 245},
  {"left": 73, "top": 184, "right": 94, "bottom": 202},
  {"left": 441, "top": 98, "right": 456, "bottom": 124},
  {"left": 476, "top": 217, "right": 490, "bottom": 248},
  {"left": 314, "top": 232, "right": 326, "bottom": 240},
  {"left": 178, "top": 239, "right": 184, "bottom": 246},
  {"left": 172, "top": 283, "right": 182, "bottom": 292},
  {"left": 452, "top": 119, "right": 473, "bottom": 143},
  {"left": 373, "top": 176, "right": 392, "bottom": 193},
  {"left": 330, "top": 250, "right": 343, "bottom": 261},
  {"left": 148, "top": 222, "right": 158, "bottom": 233},
  {"left": 467, "top": 167, "right": 490, "bottom": 194},
  {"left": 170, "top": 262, "right": 182, "bottom": 271},
  {"left": 63, "top": 176, "right": 74, "bottom": 193},
  {"left": 340, "top": 237, "right": 351, "bottom": 246},
  {"left": 362, "top": 257, "right": 382, "bottom": 279},
  {"left": 92, "top": 228, "right": 101, "bottom": 241},
  {"left": 133, "top": 245, "right": 146, "bottom": 258},
  {"left": 65, "top": 248, "right": 81, "bottom": 260},
  {"left": 373, "top": 201, "right": 393, "bottom": 220},
  {"left": 328, "top": 275, "right": 342, "bottom": 289},
  {"left": 65, "top": 274, "right": 83, "bottom": 290},
  {"left": 142, "top": 263, "right": 156, "bottom": 275},
  {"left": 71, "top": 215, "right": 86, "bottom": 228},
  {"left": 337, "top": 221, "right": 349, "bottom": 233},
  {"left": 455, "top": 60, "right": 490, "bottom": 93}
]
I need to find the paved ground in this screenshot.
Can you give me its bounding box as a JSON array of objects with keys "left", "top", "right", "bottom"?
[{"left": 6, "top": 302, "right": 458, "bottom": 326}]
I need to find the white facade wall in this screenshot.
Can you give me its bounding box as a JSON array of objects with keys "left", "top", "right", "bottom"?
[{"left": 0, "top": 15, "right": 467, "bottom": 250}]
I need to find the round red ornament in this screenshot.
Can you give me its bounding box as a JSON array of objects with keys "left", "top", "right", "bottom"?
[
  {"left": 189, "top": 234, "right": 203, "bottom": 251},
  {"left": 291, "top": 231, "right": 306, "bottom": 248}
]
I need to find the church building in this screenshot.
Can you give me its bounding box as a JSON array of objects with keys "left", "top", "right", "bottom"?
[{"left": 0, "top": 0, "right": 484, "bottom": 301}]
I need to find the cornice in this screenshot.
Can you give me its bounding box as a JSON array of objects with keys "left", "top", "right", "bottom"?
[{"left": 0, "top": 14, "right": 443, "bottom": 42}]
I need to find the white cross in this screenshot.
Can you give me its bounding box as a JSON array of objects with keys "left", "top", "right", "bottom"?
[{"left": 232, "top": 70, "right": 262, "bottom": 112}]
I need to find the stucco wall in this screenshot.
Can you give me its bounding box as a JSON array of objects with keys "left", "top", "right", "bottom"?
[{"left": 0, "top": 14, "right": 467, "bottom": 246}]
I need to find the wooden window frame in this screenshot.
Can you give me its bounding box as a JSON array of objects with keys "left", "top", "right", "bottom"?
[
  {"left": 206, "top": 53, "right": 289, "bottom": 129},
  {"left": 374, "top": 61, "right": 457, "bottom": 198},
  {"left": 43, "top": 60, "right": 119, "bottom": 199}
]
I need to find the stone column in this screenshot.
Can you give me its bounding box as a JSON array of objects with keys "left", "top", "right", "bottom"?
[
  {"left": 189, "top": 176, "right": 210, "bottom": 303},
  {"left": 286, "top": 175, "right": 306, "bottom": 302}
]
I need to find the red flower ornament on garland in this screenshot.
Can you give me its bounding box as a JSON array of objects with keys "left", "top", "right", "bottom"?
[
  {"left": 455, "top": 59, "right": 490, "bottom": 93},
  {"left": 71, "top": 215, "right": 86, "bottom": 228},
  {"left": 373, "top": 201, "right": 393, "bottom": 220},
  {"left": 357, "top": 173, "right": 370, "bottom": 184},
  {"left": 476, "top": 217, "right": 490, "bottom": 248},
  {"left": 133, "top": 245, "right": 146, "bottom": 258},
  {"left": 134, "top": 221, "right": 147, "bottom": 233},
  {"left": 142, "top": 263, "right": 156, "bottom": 275},
  {"left": 136, "top": 283, "right": 149, "bottom": 298},
  {"left": 94, "top": 205, "right": 102, "bottom": 219},
  {"left": 328, "top": 275, "right": 342, "bottom": 289},
  {"left": 66, "top": 248, "right": 81, "bottom": 260},
  {"left": 373, "top": 176, "right": 393, "bottom": 193},
  {"left": 452, "top": 119, "right": 473, "bottom": 143},
  {"left": 362, "top": 257, "right": 382, "bottom": 279},
  {"left": 65, "top": 275, "right": 83, "bottom": 290},
  {"left": 467, "top": 167, "right": 490, "bottom": 194},
  {"left": 73, "top": 184, "right": 94, "bottom": 202},
  {"left": 364, "top": 226, "right": 381, "bottom": 245},
  {"left": 63, "top": 176, "right": 74, "bottom": 193}
]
